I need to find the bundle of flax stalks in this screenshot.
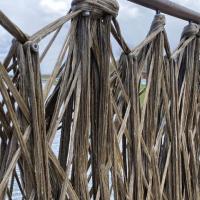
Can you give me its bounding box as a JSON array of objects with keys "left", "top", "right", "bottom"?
[
  {"left": 0, "top": 0, "right": 199, "bottom": 199},
  {"left": 111, "top": 15, "right": 200, "bottom": 199}
]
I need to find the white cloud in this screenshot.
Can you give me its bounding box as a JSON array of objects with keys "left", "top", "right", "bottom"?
[
  {"left": 40, "top": 0, "right": 71, "bottom": 14},
  {"left": 119, "top": 1, "right": 140, "bottom": 18}
]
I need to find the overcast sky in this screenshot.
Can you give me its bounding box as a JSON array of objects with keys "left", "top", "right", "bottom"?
[{"left": 0, "top": 0, "right": 200, "bottom": 74}]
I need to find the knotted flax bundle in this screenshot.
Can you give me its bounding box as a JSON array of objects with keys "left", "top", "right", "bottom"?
[
  {"left": 111, "top": 14, "right": 172, "bottom": 199},
  {"left": 44, "top": 0, "right": 127, "bottom": 199},
  {"left": 71, "top": 0, "right": 119, "bottom": 17},
  {"left": 112, "top": 15, "right": 200, "bottom": 200},
  {"left": 0, "top": 0, "right": 200, "bottom": 199},
  {"left": 169, "top": 22, "right": 200, "bottom": 200}
]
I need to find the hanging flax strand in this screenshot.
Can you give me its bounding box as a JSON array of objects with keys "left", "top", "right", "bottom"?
[
  {"left": 111, "top": 14, "right": 172, "bottom": 199},
  {"left": 0, "top": 0, "right": 200, "bottom": 199},
  {"left": 169, "top": 22, "right": 200, "bottom": 200},
  {"left": 49, "top": 0, "right": 121, "bottom": 198}
]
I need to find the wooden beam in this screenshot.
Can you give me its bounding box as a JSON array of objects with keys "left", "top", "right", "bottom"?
[{"left": 128, "top": 0, "right": 200, "bottom": 24}]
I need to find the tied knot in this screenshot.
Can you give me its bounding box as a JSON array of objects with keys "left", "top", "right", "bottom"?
[
  {"left": 181, "top": 23, "right": 199, "bottom": 39},
  {"left": 71, "top": 0, "right": 119, "bottom": 18},
  {"left": 149, "top": 14, "right": 166, "bottom": 34}
]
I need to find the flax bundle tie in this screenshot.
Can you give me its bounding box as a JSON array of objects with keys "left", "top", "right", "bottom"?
[
  {"left": 181, "top": 22, "right": 199, "bottom": 39},
  {"left": 149, "top": 13, "right": 166, "bottom": 34},
  {"left": 71, "top": 0, "right": 119, "bottom": 18}
]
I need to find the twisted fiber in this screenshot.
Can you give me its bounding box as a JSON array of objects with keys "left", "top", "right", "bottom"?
[
  {"left": 148, "top": 13, "right": 166, "bottom": 34},
  {"left": 181, "top": 22, "right": 199, "bottom": 39},
  {"left": 71, "top": 0, "right": 119, "bottom": 17}
]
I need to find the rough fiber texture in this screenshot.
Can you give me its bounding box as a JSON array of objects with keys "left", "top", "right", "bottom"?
[{"left": 0, "top": 1, "right": 199, "bottom": 200}]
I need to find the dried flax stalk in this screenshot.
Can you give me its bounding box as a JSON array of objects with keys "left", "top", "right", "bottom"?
[
  {"left": 112, "top": 14, "right": 171, "bottom": 199},
  {"left": 0, "top": 1, "right": 199, "bottom": 200},
  {"left": 169, "top": 23, "right": 200, "bottom": 200}
]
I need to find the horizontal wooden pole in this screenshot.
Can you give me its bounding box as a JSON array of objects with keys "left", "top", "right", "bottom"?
[
  {"left": 0, "top": 10, "right": 29, "bottom": 43},
  {"left": 128, "top": 0, "right": 200, "bottom": 24}
]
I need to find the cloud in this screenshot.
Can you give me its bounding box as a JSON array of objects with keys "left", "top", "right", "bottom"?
[
  {"left": 40, "top": 0, "right": 71, "bottom": 14},
  {"left": 119, "top": 1, "right": 140, "bottom": 18}
]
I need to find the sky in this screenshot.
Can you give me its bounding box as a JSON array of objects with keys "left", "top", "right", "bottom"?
[{"left": 0, "top": 0, "right": 200, "bottom": 74}]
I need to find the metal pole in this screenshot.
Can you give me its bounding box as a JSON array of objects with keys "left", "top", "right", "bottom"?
[{"left": 128, "top": 0, "right": 200, "bottom": 24}]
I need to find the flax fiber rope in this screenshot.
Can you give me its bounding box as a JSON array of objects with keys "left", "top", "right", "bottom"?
[
  {"left": 71, "top": 0, "right": 119, "bottom": 17},
  {"left": 0, "top": 0, "right": 199, "bottom": 199}
]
